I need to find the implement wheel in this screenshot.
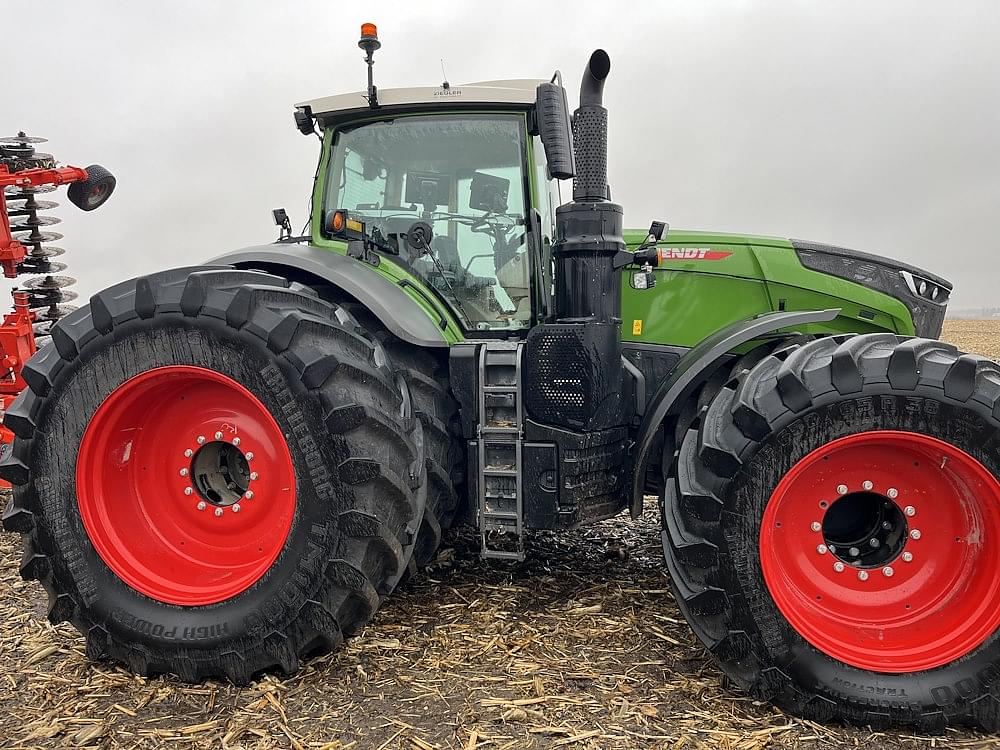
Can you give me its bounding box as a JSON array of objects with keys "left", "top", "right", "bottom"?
[
  {"left": 1, "top": 267, "right": 426, "bottom": 683},
  {"left": 663, "top": 334, "right": 1000, "bottom": 731}
]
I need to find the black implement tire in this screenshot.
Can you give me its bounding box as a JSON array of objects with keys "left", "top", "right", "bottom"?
[
  {"left": 343, "top": 305, "right": 463, "bottom": 567},
  {"left": 663, "top": 334, "right": 1000, "bottom": 731},
  {"left": 0, "top": 267, "right": 426, "bottom": 683}
]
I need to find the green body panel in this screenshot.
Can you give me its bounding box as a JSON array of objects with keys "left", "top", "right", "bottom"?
[{"left": 621, "top": 230, "right": 916, "bottom": 348}]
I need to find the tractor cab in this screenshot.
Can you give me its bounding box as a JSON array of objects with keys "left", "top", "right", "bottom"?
[
  {"left": 314, "top": 105, "right": 554, "bottom": 331},
  {"left": 294, "top": 26, "right": 564, "bottom": 332}
]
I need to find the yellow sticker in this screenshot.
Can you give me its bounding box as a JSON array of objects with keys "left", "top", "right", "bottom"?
[{"left": 632, "top": 319, "right": 643, "bottom": 335}]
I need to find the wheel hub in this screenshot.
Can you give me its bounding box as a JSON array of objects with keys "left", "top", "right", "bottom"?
[
  {"left": 189, "top": 439, "right": 254, "bottom": 510},
  {"left": 759, "top": 430, "right": 1000, "bottom": 672},
  {"left": 821, "top": 490, "right": 909, "bottom": 569}
]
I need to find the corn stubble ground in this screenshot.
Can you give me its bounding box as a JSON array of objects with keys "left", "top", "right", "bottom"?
[{"left": 2, "top": 321, "right": 999, "bottom": 750}]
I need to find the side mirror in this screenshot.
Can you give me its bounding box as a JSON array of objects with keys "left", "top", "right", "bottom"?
[
  {"left": 535, "top": 75, "right": 575, "bottom": 180},
  {"left": 647, "top": 221, "right": 667, "bottom": 243},
  {"left": 294, "top": 106, "right": 315, "bottom": 136}
]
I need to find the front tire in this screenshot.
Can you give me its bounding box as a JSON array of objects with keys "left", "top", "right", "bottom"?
[
  {"left": 1, "top": 267, "right": 426, "bottom": 683},
  {"left": 663, "top": 334, "right": 1000, "bottom": 730}
]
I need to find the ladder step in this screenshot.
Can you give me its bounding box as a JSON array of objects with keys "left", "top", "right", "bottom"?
[
  {"left": 482, "top": 427, "right": 519, "bottom": 436},
  {"left": 480, "top": 545, "right": 525, "bottom": 562},
  {"left": 478, "top": 341, "right": 525, "bottom": 562}
]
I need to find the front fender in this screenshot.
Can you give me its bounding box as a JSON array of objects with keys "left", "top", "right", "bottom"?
[
  {"left": 629, "top": 308, "right": 841, "bottom": 515},
  {"left": 210, "top": 244, "right": 450, "bottom": 348}
]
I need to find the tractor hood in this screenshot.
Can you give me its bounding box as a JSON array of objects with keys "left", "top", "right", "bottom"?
[{"left": 622, "top": 229, "right": 953, "bottom": 341}]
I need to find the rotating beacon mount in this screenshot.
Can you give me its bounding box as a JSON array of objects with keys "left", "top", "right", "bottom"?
[{"left": 0, "top": 132, "right": 116, "bottom": 482}]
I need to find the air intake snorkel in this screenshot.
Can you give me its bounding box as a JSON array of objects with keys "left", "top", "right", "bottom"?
[{"left": 550, "top": 49, "right": 625, "bottom": 324}]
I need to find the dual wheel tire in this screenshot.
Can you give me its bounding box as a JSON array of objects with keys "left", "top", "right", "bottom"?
[
  {"left": 664, "top": 334, "right": 1000, "bottom": 731},
  {"left": 0, "top": 266, "right": 456, "bottom": 682}
]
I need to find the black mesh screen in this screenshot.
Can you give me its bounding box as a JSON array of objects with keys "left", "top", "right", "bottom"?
[
  {"left": 572, "top": 107, "right": 608, "bottom": 201},
  {"left": 524, "top": 322, "right": 624, "bottom": 431}
]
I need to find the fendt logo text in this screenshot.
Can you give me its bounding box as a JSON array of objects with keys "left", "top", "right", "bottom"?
[{"left": 658, "top": 247, "right": 734, "bottom": 261}]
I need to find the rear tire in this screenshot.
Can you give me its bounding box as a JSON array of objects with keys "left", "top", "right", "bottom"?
[
  {"left": 663, "top": 334, "right": 1000, "bottom": 731},
  {"left": 1, "top": 267, "right": 426, "bottom": 683},
  {"left": 344, "top": 305, "right": 464, "bottom": 567}
]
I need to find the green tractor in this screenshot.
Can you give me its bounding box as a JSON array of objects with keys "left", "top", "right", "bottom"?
[{"left": 5, "top": 25, "right": 1000, "bottom": 731}]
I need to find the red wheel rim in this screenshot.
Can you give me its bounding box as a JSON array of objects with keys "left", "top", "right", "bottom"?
[
  {"left": 760, "top": 430, "right": 1000, "bottom": 672},
  {"left": 77, "top": 366, "right": 296, "bottom": 606}
]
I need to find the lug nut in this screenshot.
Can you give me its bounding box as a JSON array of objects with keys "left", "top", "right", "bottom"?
[
  {"left": 179, "top": 468, "right": 189, "bottom": 477},
  {"left": 245, "top": 452, "right": 254, "bottom": 460},
  {"left": 902, "top": 551, "right": 914, "bottom": 562},
  {"left": 232, "top": 504, "right": 241, "bottom": 513},
  {"left": 232, "top": 437, "right": 241, "bottom": 446},
  {"left": 887, "top": 488, "right": 899, "bottom": 499},
  {"left": 883, "top": 566, "right": 894, "bottom": 577},
  {"left": 833, "top": 561, "right": 845, "bottom": 573},
  {"left": 904, "top": 505, "right": 916, "bottom": 517},
  {"left": 837, "top": 484, "right": 849, "bottom": 495},
  {"left": 184, "top": 487, "right": 193, "bottom": 496},
  {"left": 869, "top": 538, "right": 880, "bottom": 548},
  {"left": 215, "top": 431, "right": 223, "bottom": 440},
  {"left": 849, "top": 546, "right": 860, "bottom": 557},
  {"left": 858, "top": 570, "right": 870, "bottom": 581},
  {"left": 910, "top": 529, "right": 922, "bottom": 540},
  {"left": 184, "top": 448, "right": 194, "bottom": 458},
  {"left": 214, "top": 508, "right": 223, "bottom": 517},
  {"left": 197, "top": 435, "right": 206, "bottom": 445},
  {"left": 244, "top": 490, "right": 254, "bottom": 500},
  {"left": 197, "top": 501, "right": 206, "bottom": 511},
  {"left": 249, "top": 472, "right": 259, "bottom": 481},
  {"left": 863, "top": 480, "right": 874, "bottom": 491},
  {"left": 828, "top": 544, "right": 837, "bottom": 553},
  {"left": 816, "top": 544, "right": 828, "bottom": 555}
]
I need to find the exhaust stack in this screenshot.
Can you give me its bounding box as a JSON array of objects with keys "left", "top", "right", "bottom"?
[{"left": 573, "top": 50, "right": 612, "bottom": 202}]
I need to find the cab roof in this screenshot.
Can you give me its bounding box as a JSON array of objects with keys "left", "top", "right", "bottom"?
[{"left": 297, "top": 79, "right": 546, "bottom": 119}]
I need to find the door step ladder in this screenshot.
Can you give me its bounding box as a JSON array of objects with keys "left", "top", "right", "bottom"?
[{"left": 477, "top": 341, "right": 525, "bottom": 560}]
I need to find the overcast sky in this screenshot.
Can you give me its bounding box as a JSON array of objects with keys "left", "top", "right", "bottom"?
[{"left": 5, "top": 1, "right": 999, "bottom": 309}]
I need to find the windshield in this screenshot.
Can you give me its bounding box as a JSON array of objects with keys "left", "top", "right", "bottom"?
[{"left": 326, "top": 114, "right": 532, "bottom": 330}]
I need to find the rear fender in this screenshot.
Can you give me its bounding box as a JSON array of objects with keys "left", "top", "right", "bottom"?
[
  {"left": 629, "top": 308, "right": 840, "bottom": 516},
  {"left": 211, "top": 245, "right": 450, "bottom": 348}
]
